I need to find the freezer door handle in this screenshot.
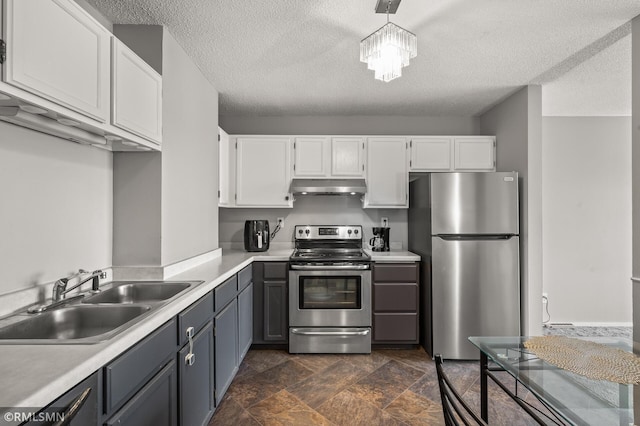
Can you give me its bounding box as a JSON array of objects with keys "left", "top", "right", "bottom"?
[{"left": 436, "top": 234, "right": 517, "bottom": 241}]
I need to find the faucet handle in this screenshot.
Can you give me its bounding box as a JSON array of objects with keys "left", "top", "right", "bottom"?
[{"left": 52, "top": 269, "right": 90, "bottom": 301}]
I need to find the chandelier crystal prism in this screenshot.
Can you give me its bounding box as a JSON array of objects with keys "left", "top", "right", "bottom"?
[{"left": 360, "top": 9, "right": 417, "bottom": 82}]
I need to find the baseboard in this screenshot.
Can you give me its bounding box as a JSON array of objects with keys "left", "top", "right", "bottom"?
[{"left": 546, "top": 322, "right": 632, "bottom": 328}]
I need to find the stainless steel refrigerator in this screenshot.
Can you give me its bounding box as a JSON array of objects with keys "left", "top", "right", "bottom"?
[{"left": 409, "top": 172, "right": 520, "bottom": 360}]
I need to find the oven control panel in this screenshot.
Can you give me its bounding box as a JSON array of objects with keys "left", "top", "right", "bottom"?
[{"left": 294, "top": 225, "right": 362, "bottom": 240}]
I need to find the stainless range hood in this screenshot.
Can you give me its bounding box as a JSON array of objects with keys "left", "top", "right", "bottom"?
[{"left": 289, "top": 179, "right": 367, "bottom": 196}]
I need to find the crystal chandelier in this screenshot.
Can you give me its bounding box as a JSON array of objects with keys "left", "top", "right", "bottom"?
[{"left": 360, "top": 1, "right": 417, "bottom": 82}]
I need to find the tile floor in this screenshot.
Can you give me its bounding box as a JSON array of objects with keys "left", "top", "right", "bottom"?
[
  {"left": 209, "top": 327, "right": 632, "bottom": 425},
  {"left": 208, "top": 347, "right": 540, "bottom": 425}
]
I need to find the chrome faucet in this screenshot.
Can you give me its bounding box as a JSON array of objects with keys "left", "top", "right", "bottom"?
[
  {"left": 28, "top": 269, "right": 107, "bottom": 314},
  {"left": 52, "top": 269, "right": 106, "bottom": 302}
]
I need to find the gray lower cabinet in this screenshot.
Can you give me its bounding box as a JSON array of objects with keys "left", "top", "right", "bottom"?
[
  {"left": 104, "top": 319, "right": 177, "bottom": 417},
  {"left": 252, "top": 262, "right": 288, "bottom": 344},
  {"left": 26, "top": 372, "right": 100, "bottom": 425},
  {"left": 372, "top": 263, "right": 419, "bottom": 344},
  {"left": 104, "top": 360, "right": 177, "bottom": 426},
  {"left": 179, "top": 321, "right": 215, "bottom": 426},
  {"left": 238, "top": 282, "right": 253, "bottom": 363},
  {"left": 215, "top": 298, "right": 239, "bottom": 405},
  {"left": 38, "top": 263, "right": 257, "bottom": 426}
]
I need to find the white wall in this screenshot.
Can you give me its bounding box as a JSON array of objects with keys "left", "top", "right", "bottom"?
[
  {"left": 542, "top": 116, "right": 631, "bottom": 324},
  {"left": 632, "top": 15, "right": 640, "bottom": 352},
  {"left": 113, "top": 26, "right": 220, "bottom": 267},
  {"left": 0, "top": 122, "right": 112, "bottom": 294},
  {"left": 480, "top": 85, "right": 544, "bottom": 336},
  {"left": 219, "top": 196, "right": 407, "bottom": 249},
  {"left": 160, "top": 30, "right": 219, "bottom": 265}
]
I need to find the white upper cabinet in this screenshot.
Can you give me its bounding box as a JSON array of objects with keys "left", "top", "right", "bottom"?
[
  {"left": 332, "top": 137, "right": 365, "bottom": 177},
  {"left": 236, "top": 137, "right": 293, "bottom": 208},
  {"left": 293, "top": 137, "right": 329, "bottom": 177},
  {"left": 292, "top": 136, "right": 365, "bottom": 178},
  {"left": 111, "top": 38, "right": 162, "bottom": 144},
  {"left": 3, "top": 0, "right": 110, "bottom": 122},
  {"left": 218, "top": 127, "right": 232, "bottom": 207},
  {"left": 409, "top": 137, "right": 451, "bottom": 171},
  {"left": 409, "top": 136, "right": 495, "bottom": 172},
  {"left": 364, "top": 137, "right": 408, "bottom": 208},
  {"left": 453, "top": 136, "right": 495, "bottom": 171}
]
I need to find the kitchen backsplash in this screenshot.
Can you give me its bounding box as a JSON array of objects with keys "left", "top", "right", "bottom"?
[{"left": 218, "top": 196, "right": 407, "bottom": 250}]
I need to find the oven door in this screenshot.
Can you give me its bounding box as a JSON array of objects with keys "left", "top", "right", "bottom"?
[{"left": 289, "top": 268, "right": 371, "bottom": 327}]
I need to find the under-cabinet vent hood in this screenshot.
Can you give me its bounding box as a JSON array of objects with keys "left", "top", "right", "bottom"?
[{"left": 289, "top": 179, "right": 367, "bottom": 196}]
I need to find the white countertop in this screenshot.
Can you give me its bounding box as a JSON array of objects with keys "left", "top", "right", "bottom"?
[
  {"left": 0, "top": 247, "right": 417, "bottom": 412},
  {"left": 366, "top": 250, "right": 420, "bottom": 262}
]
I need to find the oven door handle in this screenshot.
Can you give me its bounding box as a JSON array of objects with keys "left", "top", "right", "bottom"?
[
  {"left": 290, "top": 328, "right": 371, "bottom": 336},
  {"left": 289, "top": 264, "right": 370, "bottom": 270}
]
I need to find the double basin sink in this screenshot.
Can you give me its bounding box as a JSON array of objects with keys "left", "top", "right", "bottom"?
[{"left": 0, "top": 281, "right": 201, "bottom": 344}]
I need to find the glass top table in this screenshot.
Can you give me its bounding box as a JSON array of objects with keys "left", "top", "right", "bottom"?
[{"left": 469, "top": 336, "right": 636, "bottom": 426}]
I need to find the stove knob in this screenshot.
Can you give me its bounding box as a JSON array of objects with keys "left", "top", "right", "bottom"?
[
  {"left": 348, "top": 229, "right": 352, "bottom": 235},
  {"left": 305, "top": 229, "right": 310, "bottom": 235},
  {"left": 298, "top": 229, "right": 303, "bottom": 234},
  {"left": 354, "top": 229, "right": 359, "bottom": 235}
]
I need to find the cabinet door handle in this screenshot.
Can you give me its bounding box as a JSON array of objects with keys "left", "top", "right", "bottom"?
[{"left": 185, "top": 326, "right": 196, "bottom": 366}]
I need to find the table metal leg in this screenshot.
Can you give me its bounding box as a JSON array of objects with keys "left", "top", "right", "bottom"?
[{"left": 480, "top": 351, "right": 488, "bottom": 422}]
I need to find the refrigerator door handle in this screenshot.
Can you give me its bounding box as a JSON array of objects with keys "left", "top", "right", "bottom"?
[{"left": 436, "top": 234, "right": 517, "bottom": 241}]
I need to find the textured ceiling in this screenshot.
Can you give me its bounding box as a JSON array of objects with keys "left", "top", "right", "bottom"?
[{"left": 86, "top": 0, "right": 640, "bottom": 117}]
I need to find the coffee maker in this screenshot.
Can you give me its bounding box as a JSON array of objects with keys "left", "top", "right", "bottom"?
[{"left": 370, "top": 227, "right": 390, "bottom": 252}]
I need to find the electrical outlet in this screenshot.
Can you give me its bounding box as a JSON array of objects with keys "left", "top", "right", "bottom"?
[
  {"left": 381, "top": 217, "right": 389, "bottom": 227},
  {"left": 276, "top": 217, "right": 284, "bottom": 228}
]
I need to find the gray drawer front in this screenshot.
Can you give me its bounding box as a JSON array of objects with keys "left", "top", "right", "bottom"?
[
  {"left": 237, "top": 264, "right": 253, "bottom": 292},
  {"left": 105, "top": 359, "right": 177, "bottom": 426},
  {"left": 373, "top": 313, "right": 418, "bottom": 342},
  {"left": 105, "top": 319, "right": 177, "bottom": 415},
  {"left": 373, "top": 283, "right": 418, "bottom": 312},
  {"left": 263, "top": 262, "right": 288, "bottom": 280},
  {"left": 215, "top": 275, "right": 237, "bottom": 312},
  {"left": 374, "top": 263, "right": 418, "bottom": 283},
  {"left": 178, "top": 291, "right": 214, "bottom": 346}
]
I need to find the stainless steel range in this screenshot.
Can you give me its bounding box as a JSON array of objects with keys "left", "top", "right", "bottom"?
[{"left": 289, "top": 225, "right": 372, "bottom": 354}]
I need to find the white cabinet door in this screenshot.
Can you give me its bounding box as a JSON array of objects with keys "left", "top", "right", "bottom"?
[
  {"left": 4, "top": 0, "right": 110, "bottom": 122},
  {"left": 293, "top": 137, "right": 329, "bottom": 177},
  {"left": 218, "top": 127, "right": 233, "bottom": 207},
  {"left": 112, "top": 38, "right": 162, "bottom": 144},
  {"left": 332, "top": 137, "right": 365, "bottom": 177},
  {"left": 453, "top": 137, "right": 495, "bottom": 171},
  {"left": 236, "top": 137, "right": 293, "bottom": 207},
  {"left": 364, "top": 137, "right": 408, "bottom": 208},
  {"left": 410, "top": 137, "right": 452, "bottom": 171}
]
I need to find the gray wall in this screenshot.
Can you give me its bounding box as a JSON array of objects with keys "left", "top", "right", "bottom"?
[
  {"left": 113, "top": 26, "right": 219, "bottom": 267},
  {"left": 219, "top": 115, "right": 480, "bottom": 136},
  {"left": 0, "top": 121, "right": 112, "bottom": 293},
  {"left": 542, "top": 116, "right": 631, "bottom": 324},
  {"left": 479, "top": 86, "right": 543, "bottom": 336},
  {"left": 219, "top": 197, "right": 407, "bottom": 249}
]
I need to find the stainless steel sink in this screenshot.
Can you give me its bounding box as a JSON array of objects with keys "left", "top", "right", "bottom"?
[
  {"left": 0, "top": 305, "right": 151, "bottom": 343},
  {"left": 82, "top": 282, "right": 192, "bottom": 304}
]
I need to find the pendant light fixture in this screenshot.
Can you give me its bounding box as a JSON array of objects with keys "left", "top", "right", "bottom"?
[{"left": 360, "top": 0, "right": 417, "bottom": 82}]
